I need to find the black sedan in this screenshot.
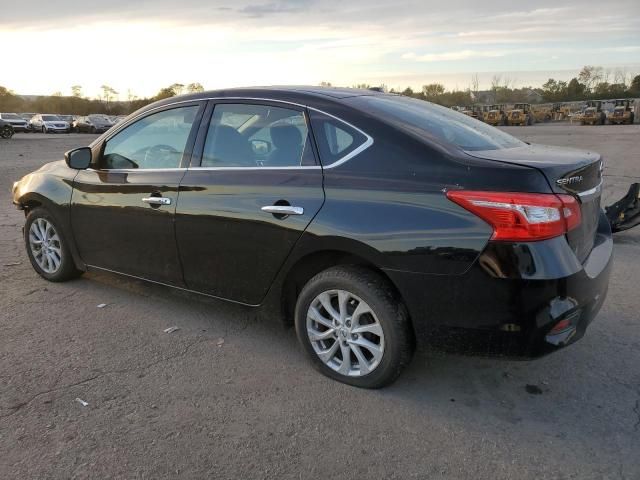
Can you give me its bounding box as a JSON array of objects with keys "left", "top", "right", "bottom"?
[
  {"left": 74, "top": 114, "right": 114, "bottom": 133},
  {"left": 12, "top": 87, "right": 614, "bottom": 387}
]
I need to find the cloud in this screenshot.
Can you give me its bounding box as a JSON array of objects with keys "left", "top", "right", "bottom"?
[
  {"left": 402, "top": 50, "right": 506, "bottom": 62},
  {"left": 239, "top": 0, "right": 312, "bottom": 17}
]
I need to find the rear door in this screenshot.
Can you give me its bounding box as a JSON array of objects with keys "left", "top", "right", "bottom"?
[
  {"left": 175, "top": 100, "right": 324, "bottom": 304},
  {"left": 71, "top": 102, "right": 204, "bottom": 285}
]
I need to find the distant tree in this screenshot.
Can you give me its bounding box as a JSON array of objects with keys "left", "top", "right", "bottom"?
[
  {"left": 629, "top": 75, "right": 640, "bottom": 95},
  {"left": 319, "top": 81, "right": 332, "bottom": 87},
  {"left": 541, "top": 78, "right": 568, "bottom": 102},
  {"left": 100, "top": 85, "right": 118, "bottom": 106},
  {"left": 168, "top": 83, "right": 185, "bottom": 96},
  {"left": 470, "top": 73, "right": 480, "bottom": 99},
  {"left": 186, "top": 83, "right": 204, "bottom": 93},
  {"left": 155, "top": 86, "right": 178, "bottom": 100},
  {"left": 353, "top": 83, "right": 371, "bottom": 89},
  {"left": 71, "top": 85, "right": 83, "bottom": 97},
  {"left": 566, "top": 78, "right": 586, "bottom": 100},
  {"left": 421, "top": 83, "right": 445, "bottom": 102},
  {"left": 401, "top": 86, "right": 414, "bottom": 96}
]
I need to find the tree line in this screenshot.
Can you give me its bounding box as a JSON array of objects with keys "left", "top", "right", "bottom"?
[
  {"left": 334, "top": 66, "right": 640, "bottom": 107},
  {"left": 1, "top": 65, "right": 639, "bottom": 116},
  {"left": 0, "top": 83, "right": 204, "bottom": 116}
]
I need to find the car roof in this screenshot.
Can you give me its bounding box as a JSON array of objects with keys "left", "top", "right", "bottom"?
[{"left": 146, "top": 85, "right": 385, "bottom": 112}]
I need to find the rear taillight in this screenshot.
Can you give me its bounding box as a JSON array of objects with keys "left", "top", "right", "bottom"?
[{"left": 447, "top": 190, "right": 581, "bottom": 242}]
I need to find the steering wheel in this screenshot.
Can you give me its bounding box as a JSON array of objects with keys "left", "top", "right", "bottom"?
[{"left": 142, "top": 144, "right": 179, "bottom": 166}]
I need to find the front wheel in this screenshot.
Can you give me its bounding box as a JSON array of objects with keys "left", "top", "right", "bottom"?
[
  {"left": 295, "top": 266, "right": 413, "bottom": 388},
  {"left": 24, "top": 208, "right": 81, "bottom": 282},
  {"left": 0, "top": 125, "right": 13, "bottom": 139}
]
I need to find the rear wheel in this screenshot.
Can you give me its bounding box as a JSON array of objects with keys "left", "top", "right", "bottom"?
[
  {"left": 24, "top": 208, "right": 81, "bottom": 282},
  {"left": 295, "top": 266, "right": 413, "bottom": 388}
]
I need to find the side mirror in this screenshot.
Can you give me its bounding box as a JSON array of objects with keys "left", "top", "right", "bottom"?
[{"left": 65, "top": 147, "right": 92, "bottom": 170}]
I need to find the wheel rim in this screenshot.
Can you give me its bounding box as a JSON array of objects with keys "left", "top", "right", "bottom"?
[
  {"left": 29, "top": 218, "right": 62, "bottom": 274},
  {"left": 306, "top": 289, "right": 384, "bottom": 377}
]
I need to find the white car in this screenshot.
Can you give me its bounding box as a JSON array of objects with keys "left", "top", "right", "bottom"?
[{"left": 29, "top": 114, "right": 70, "bottom": 133}]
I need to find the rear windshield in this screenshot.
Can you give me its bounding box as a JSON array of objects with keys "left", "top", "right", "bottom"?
[{"left": 347, "top": 95, "right": 524, "bottom": 151}]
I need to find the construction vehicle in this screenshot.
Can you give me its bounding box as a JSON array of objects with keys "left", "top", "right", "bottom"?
[
  {"left": 607, "top": 99, "right": 635, "bottom": 125},
  {"left": 506, "top": 103, "right": 534, "bottom": 126},
  {"left": 532, "top": 104, "right": 553, "bottom": 123},
  {"left": 484, "top": 104, "right": 507, "bottom": 126},
  {"left": 458, "top": 105, "right": 485, "bottom": 120},
  {"left": 578, "top": 100, "right": 606, "bottom": 125}
]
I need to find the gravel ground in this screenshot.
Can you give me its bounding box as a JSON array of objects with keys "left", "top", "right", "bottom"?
[{"left": 1, "top": 127, "right": 639, "bottom": 479}]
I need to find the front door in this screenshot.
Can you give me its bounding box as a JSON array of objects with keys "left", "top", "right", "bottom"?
[
  {"left": 70, "top": 103, "right": 203, "bottom": 286},
  {"left": 176, "top": 101, "right": 325, "bottom": 304}
]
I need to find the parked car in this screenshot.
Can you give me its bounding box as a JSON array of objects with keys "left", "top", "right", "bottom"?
[
  {"left": 0, "top": 118, "right": 14, "bottom": 138},
  {"left": 12, "top": 87, "right": 617, "bottom": 388},
  {"left": 29, "top": 114, "right": 70, "bottom": 133},
  {"left": 0, "top": 113, "right": 30, "bottom": 132},
  {"left": 75, "top": 114, "right": 114, "bottom": 133},
  {"left": 56, "top": 115, "right": 76, "bottom": 132},
  {"left": 19, "top": 113, "right": 37, "bottom": 131}
]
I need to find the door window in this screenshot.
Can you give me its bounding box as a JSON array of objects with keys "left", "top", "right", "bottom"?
[
  {"left": 101, "top": 106, "right": 199, "bottom": 169},
  {"left": 201, "top": 104, "right": 313, "bottom": 168}
]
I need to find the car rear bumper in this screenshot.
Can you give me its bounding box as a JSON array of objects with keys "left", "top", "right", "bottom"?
[{"left": 384, "top": 211, "right": 613, "bottom": 357}]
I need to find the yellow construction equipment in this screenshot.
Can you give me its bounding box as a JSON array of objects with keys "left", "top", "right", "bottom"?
[
  {"left": 577, "top": 101, "right": 606, "bottom": 125},
  {"left": 607, "top": 99, "right": 635, "bottom": 125},
  {"left": 506, "top": 103, "right": 535, "bottom": 126},
  {"left": 532, "top": 104, "right": 553, "bottom": 123},
  {"left": 484, "top": 104, "right": 507, "bottom": 126}
]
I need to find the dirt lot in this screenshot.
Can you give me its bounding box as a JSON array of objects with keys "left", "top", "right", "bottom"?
[{"left": 1, "top": 126, "right": 639, "bottom": 479}]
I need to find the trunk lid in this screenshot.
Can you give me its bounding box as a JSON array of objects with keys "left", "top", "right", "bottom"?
[{"left": 465, "top": 144, "right": 604, "bottom": 263}]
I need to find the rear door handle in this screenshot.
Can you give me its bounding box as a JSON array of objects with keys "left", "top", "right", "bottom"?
[
  {"left": 261, "top": 205, "right": 304, "bottom": 215},
  {"left": 142, "top": 197, "right": 172, "bottom": 206}
]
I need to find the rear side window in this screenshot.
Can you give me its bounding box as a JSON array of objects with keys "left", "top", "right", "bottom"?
[
  {"left": 309, "top": 110, "right": 369, "bottom": 166},
  {"left": 347, "top": 95, "right": 524, "bottom": 151}
]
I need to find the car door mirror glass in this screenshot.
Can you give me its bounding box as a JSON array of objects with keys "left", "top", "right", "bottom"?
[{"left": 65, "top": 147, "right": 92, "bottom": 170}]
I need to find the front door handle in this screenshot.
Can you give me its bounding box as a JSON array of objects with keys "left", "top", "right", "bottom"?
[
  {"left": 261, "top": 205, "right": 304, "bottom": 215},
  {"left": 142, "top": 197, "right": 172, "bottom": 206}
]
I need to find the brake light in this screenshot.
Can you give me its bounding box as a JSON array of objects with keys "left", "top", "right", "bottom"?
[{"left": 446, "top": 190, "right": 581, "bottom": 241}]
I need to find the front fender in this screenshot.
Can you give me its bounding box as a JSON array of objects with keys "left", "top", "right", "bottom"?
[{"left": 12, "top": 161, "right": 86, "bottom": 270}]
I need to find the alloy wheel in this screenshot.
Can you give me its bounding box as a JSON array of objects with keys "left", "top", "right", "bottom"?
[
  {"left": 29, "top": 218, "right": 62, "bottom": 274},
  {"left": 306, "top": 289, "right": 384, "bottom": 377}
]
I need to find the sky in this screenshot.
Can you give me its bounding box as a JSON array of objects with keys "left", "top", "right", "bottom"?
[{"left": 2, "top": 0, "right": 639, "bottom": 98}]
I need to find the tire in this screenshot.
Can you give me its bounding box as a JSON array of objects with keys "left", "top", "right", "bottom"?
[
  {"left": 294, "top": 266, "right": 413, "bottom": 388},
  {"left": 24, "top": 207, "right": 81, "bottom": 282},
  {"left": 41, "top": 126, "right": 47, "bottom": 133},
  {"left": 90, "top": 126, "right": 96, "bottom": 134},
  {"left": 1, "top": 125, "right": 13, "bottom": 139}
]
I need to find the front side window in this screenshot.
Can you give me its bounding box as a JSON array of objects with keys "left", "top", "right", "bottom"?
[
  {"left": 101, "top": 106, "right": 199, "bottom": 169},
  {"left": 201, "top": 104, "right": 313, "bottom": 168}
]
